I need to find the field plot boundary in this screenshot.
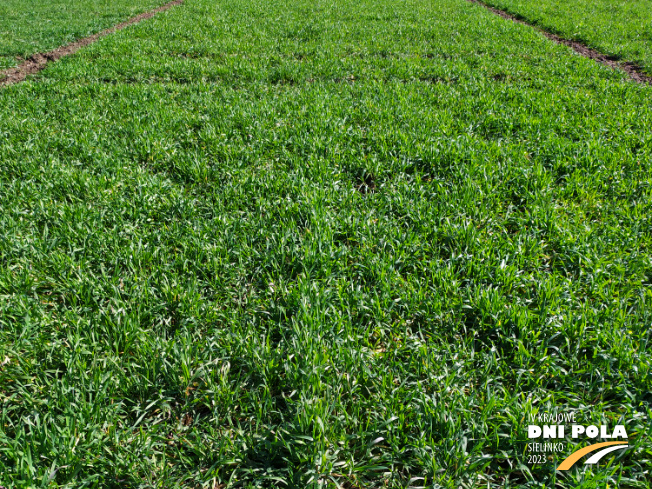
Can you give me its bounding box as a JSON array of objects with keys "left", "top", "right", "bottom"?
[
  {"left": 0, "top": 0, "right": 184, "bottom": 87},
  {"left": 468, "top": 0, "right": 652, "bottom": 85}
]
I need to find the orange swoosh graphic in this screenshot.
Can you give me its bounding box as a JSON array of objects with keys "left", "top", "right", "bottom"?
[{"left": 556, "top": 441, "right": 628, "bottom": 471}]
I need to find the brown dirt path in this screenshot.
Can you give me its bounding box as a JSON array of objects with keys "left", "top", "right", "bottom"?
[
  {"left": 0, "top": 0, "right": 184, "bottom": 87},
  {"left": 468, "top": 0, "right": 652, "bottom": 85},
  {"left": 3, "top": 0, "right": 649, "bottom": 87}
]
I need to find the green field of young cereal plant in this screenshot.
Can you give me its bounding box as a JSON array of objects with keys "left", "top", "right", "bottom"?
[
  {"left": 479, "top": 0, "right": 652, "bottom": 75},
  {"left": 0, "top": 0, "right": 170, "bottom": 69},
  {"left": 0, "top": 0, "right": 651, "bottom": 487}
]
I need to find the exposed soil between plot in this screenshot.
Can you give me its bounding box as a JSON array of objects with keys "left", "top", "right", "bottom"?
[
  {"left": 0, "top": 0, "right": 184, "bottom": 87},
  {"left": 3, "top": 0, "right": 650, "bottom": 88},
  {"left": 468, "top": 0, "right": 652, "bottom": 85}
]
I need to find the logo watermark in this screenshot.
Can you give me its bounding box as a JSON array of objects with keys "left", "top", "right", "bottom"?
[{"left": 525, "top": 411, "right": 629, "bottom": 470}]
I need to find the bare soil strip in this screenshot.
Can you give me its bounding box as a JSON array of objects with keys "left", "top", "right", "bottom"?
[
  {"left": 0, "top": 0, "right": 184, "bottom": 87},
  {"left": 3, "top": 0, "right": 649, "bottom": 88},
  {"left": 468, "top": 0, "right": 652, "bottom": 85}
]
